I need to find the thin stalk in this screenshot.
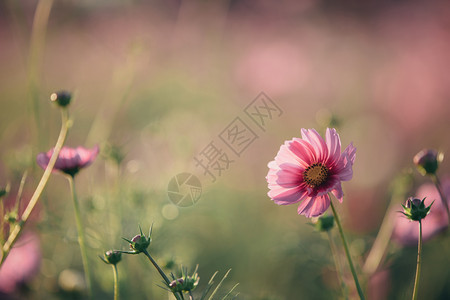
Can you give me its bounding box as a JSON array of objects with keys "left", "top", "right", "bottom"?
[
  {"left": 327, "top": 231, "right": 348, "bottom": 299},
  {"left": 330, "top": 200, "right": 366, "bottom": 300},
  {"left": 362, "top": 208, "right": 396, "bottom": 275},
  {"left": 68, "top": 176, "right": 93, "bottom": 298},
  {"left": 112, "top": 264, "right": 119, "bottom": 300},
  {"left": 363, "top": 171, "right": 413, "bottom": 275},
  {"left": 14, "top": 170, "right": 28, "bottom": 215},
  {"left": 28, "top": 0, "right": 55, "bottom": 150},
  {"left": 142, "top": 249, "right": 183, "bottom": 300},
  {"left": 1, "top": 108, "right": 69, "bottom": 265},
  {"left": 431, "top": 174, "right": 449, "bottom": 220},
  {"left": 412, "top": 220, "right": 422, "bottom": 300}
]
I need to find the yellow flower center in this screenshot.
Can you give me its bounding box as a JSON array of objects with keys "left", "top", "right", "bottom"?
[{"left": 303, "top": 163, "right": 329, "bottom": 188}]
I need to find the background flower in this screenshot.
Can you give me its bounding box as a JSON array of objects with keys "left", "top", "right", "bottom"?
[
  {"left": 393, "top": 179, "right": 449, "bottom": 246},
  {"left": 0, "top": 232, "right": 41, "bottom": 293},
  {"left": 36, "top": 145, "right": 99, "bottom": 177}
]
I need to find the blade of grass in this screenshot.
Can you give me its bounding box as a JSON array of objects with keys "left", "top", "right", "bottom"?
[
  {"left": 208, "top": 269, "right": 231, "bottom": 300},
  {"left": 220, "top": 283, "right": 239, "bottom": 300},
  {"left": 200, "top": 271, "right": 218, "bottom": 300}
]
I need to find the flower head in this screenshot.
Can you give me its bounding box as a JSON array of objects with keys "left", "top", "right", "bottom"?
[
  {"left": 266, "top": 128, "right": 356, "bottom": 218},
  {"left": 50, "top": 91, "right": 72, "bottom": 107},
  {"left": 401, "top": 197, "right": 433, "bottom": 221},
  {"left": 36, "top": 145, "right": 99, "bottom": 177},
  {"left": 0, "top": 232, "right": 41, "bottom": 293},
  {"left": 413, "top": 149, "right": 442, "bottom": 176},
  {"left": 314, "top": 215, "right": 335, "bottom": 232},
  {"left": 123, "top": 226, "right": 152, "bottom": 254},
  {"left": 168, "top": 266, "right": 199, "bottom": 293},
  {"left": 100, "top": 250, "right": 122, "bottom": 265},
  {"left": 393, "top": 180, "right": 449, "bottom": 246}
]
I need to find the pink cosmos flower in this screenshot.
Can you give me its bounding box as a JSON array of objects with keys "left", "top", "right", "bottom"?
[
  {"left": 36, "top": 145, "right": 99, "bottom": 177},
  {"left": 266, "top": 128, "right": 356, "bottom": 218},
  {"left": 0, "top": 232, "right": 41, "bottom": 293},
  {"left": 392, "top": 179, "right": 449, "bottom": 246}
]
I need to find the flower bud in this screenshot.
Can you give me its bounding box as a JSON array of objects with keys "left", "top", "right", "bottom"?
[
  {"left": 413, "top": 149, "right": 442, "bottom": 176},
  {"left": 102, "top": 250, "right": 122, "bottom": 265},
  {"left": 168, "top": 270, "right": 199, "bottom": 293},
  {"left": 128, "top": 234, "right": 151, "bottom": 253},
  {"left": 4, "top": 211, "right": 18, "bottom": 224},
  {"left": 169, "top": 278, "right": 185, "bottom": 293},
  {"left": 401, "top": 197, "right": 433, "bottom": 221},
  {"left": 0, "top": 188, "right": 8, "bottom": 198},
  {"left": 183, "top": 273, "right": 199, "bottom": 291},
  {"left": 314, "top": 215, "right": 334, "bottom": 232},
  {"left": 50, "top": 91, "right": 72, "bottom": 107}
]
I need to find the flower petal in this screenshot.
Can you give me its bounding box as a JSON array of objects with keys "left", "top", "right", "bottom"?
[
  {"left": 345, "top": 142, "right": 357, "bottom": 164},
  {"left": 297, "top": 194, "right": 330, "bottom": 217},
  {"left": 301, "top": 128, "right": 328, "bottom": 162},
  {"left": 266, "top": 160, "right": 280, "bottom": 182},
  {"left": 36, "top": 152, "right": 50, "bottom": 170},
  {"left": 76, "top": 145, "right": 100, "bottom": 168},
  {"left": 274, "top": 142, "right": 303, "bottom": 167},
  {"left": 331, "top": 184, "right": 344, "bottom": 203},
  {"left": 325, "top": 128, "right": 341, "bottom": 166},
  {"left": 288, "top": 138, "right": 316, "bottom": 167},
  {"left": 268, "top": 186, "right": 308, "bottom": 205},
  {"left": 274, "top": 163, "right": 303, "bottom": 188},
  {"left": 334, "top": 143, "right": 356, "bottom": 181}
]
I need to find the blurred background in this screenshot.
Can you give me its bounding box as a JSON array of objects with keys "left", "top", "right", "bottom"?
[{"left": 0, "top": 0, "right": 450, "bottom": 299}]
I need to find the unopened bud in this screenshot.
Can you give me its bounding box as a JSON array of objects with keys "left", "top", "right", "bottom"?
[
  {"left": 129, "top": 234, "right": 151, "bottom": 253},
  {"left": 169, "top": 278, "right": 185, "bottom": 292},
  {"left": 402, "top": 197, "right": 433, "bottom": 222},
  {"left": 314, "top": 215, "right": 334, "bottom": 232},
  {"left": 123, "top": 226, "right": 153, "bottom": 254},
  {"left": 168, "top": 271, "right": 199, "bottom": 293},
  {"left": 102, "top": 250, "right": 122, "bottom": 265},
  {"left": 413, "top": 149, "right": 442, "bottom": 176},
  {"left": 50, "top": 91, "right": 72, "bottom": 107}
]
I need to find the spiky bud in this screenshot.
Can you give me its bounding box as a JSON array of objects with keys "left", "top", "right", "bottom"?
[
  {"left": 402, "top": 197, "right": 433, "bottom": 222},
  {"left": 101, "top": 250, "right": 122, "bottom": 265},
  {"left": 169, "top": 270, "right": 199, "bottom": 293}
]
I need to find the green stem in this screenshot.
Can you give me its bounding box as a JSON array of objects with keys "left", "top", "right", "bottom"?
[
  {"left": 1, "top": 108, "right": 69, "bottom": 266},
  {"left": 330, "top": 200, "right": 366, "bottom": 300},
  {"left": 14, "top": 171, "right": 28, "bottom": 216},
  {"left": 112, "top": 264, "right": 119, "bottom": 300},
  {"left": 28, "top": 0, "right": 55, "bottom": 151},
  {"left": 142, "top": 249, "right": 182, "bottom": 300},
  {"left": 68, "top": 176, "right": 93, "bottom": 298},
  {"left": 412, "top": 220, "right": 422, "bottom": 300},
  {"left": 327, "top": 231, "right": 348, "bottom": 299},
  {"left": 363, "top": 179, "right": 410, "bottom": 276},
  {"left": 431, "top": 174, "right": 449, "bottom": 220}
]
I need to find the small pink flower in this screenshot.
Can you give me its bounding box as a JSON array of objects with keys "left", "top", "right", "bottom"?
[
  {"left": 36, "top": 145, "right": 99, "bottom": 177},
  {"left": 0, "top": 232, "right": 41, "bottom": 293},
  {"left": 266, "top": 128, "right": 356, "bottom": 217},
  {"left": 393, "top": 179, "right": 449, "bottom": 246},
  {"left": 368, "top": 269, "right": 390, "bottom": 300}
]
